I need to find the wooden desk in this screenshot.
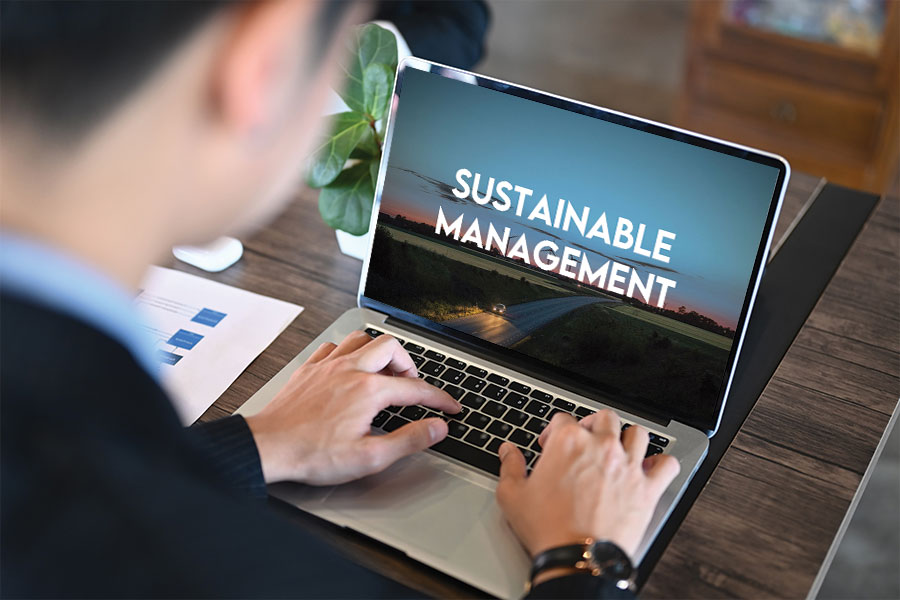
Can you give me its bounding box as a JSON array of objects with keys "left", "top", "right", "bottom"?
[{"left": 181, "top": 171, "right": 899, "bottom": 598}]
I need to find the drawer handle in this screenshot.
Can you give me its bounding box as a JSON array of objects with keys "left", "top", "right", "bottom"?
[{"left": 770, "top": 100, "right": 798, "bottom": 123}]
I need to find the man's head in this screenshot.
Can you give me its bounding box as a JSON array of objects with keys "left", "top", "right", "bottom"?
[{"left": 0, "top": 1, "right": 362, "bottom": 285}]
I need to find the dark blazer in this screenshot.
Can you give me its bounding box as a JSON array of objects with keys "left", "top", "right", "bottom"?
[{"left": 0, "top": 292, "right": 630, "bottom": 598}]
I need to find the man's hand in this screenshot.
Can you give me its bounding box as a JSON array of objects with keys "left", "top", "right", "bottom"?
[
  {"left": 245, "top": 331, "right": 461, "bottom": 485},
  {"left": 495, "top": 409, "right": 680, "bottom": 562}
]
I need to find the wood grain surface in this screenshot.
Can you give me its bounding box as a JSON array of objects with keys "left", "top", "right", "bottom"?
[{"left": 176, "top": 171, "right": 899, "bottom": 598}]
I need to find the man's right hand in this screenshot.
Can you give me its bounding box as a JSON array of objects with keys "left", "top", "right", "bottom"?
[{"left": 495, "top": 409, "right": 680, "bottom": 567}]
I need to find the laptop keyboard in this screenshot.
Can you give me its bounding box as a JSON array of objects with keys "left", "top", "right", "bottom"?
[{"left": 364, "top": 327, "right": 672, "bottom": 478}]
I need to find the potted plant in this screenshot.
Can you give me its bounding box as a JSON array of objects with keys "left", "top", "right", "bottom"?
[{"left": 308, "top": 24, "right": 398, "bottom": 259}]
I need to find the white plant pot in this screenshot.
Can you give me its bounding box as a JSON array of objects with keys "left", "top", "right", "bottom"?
[{"left": 335, "top": 229, "right": 370, "bottom": 261}]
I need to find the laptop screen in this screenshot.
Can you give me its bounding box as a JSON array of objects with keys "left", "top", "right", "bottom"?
[{"left": 362, "top": 61, "right": 786, "bottom": 433}]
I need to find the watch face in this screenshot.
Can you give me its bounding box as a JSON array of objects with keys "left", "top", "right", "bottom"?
[{"left": 592, "top": 541, "right": 634, "bottom": 580}]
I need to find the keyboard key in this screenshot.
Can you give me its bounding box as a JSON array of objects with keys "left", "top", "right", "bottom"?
[
  {"left": 445, "top": 358, "right": 467, "bottom": 370},
  {"left": 447, "top": 421, "right": 469, "bottom": 438},
  {"left": 410, "top": 354, "right": 426, "bottom": 367},
  {"left": 502, "top": 409, "right": 528, "bottom": 427},
  {"left": 503, "top": 392, "right": 528, "bottom": 409},
  {"left": 461, "top": 393, "right": 486, "bottom": 410},
  {"left": 530, "top": 438, "right": 543, "bottom": 452},
  {"left": 430, "top": 436, "right": 500, "bottom": 476},
  {"left": 383, "top": 416, "right": 409, "bottom": 432},
  {"left": 509, "top": 429, "right": 535, "bottom": 446},
  {"left": 487, "top": 421, "right": 512, "bottom": 438},
  {"left": 645, "top": 444, "right": 664, "bottom": 457},
  {"left": 405, "top": 342, "right": 425, "bottom": 355},
  {"left": 525, "top": 417, "right": 549, "bottom": 434},
  {"left": 393, "top": 338, "right": 406, "bottom": 346},
  {"left": 444, "top": 406, "right": 470, "bottom": 420},
  {"left": 421, "top": 361, "right": 446, "bottom": 377},
  {"left": 552, "top": 398, "right": 576, "bottom": 411},
  {"left": 464, "top": 430, "right": 491, "bottom": 448},
  {"left": 524, "top": 400, "right": 550, "bottom": 417},
  {"left": 371, "top": 410, "right": 390, "bottom": 428},
  {"left": 464, "top": 412, "right": 491, "bottom": 430},
  {"left": 424, "top": 350, "right": 446, "bottom": 362},
  {"left": 440, "top": 368, "right": 466, "bottom": 385},
  {"left": 519, "top": 448, "right": 536, "bottom": 464},
  {"left": 621, "top": 423, "right": 632, "bottom": 432},
  {"left": 549, "top": 408, "right": 571, "bottom": 419},
  {"left": 574, "top": 406, "right": 596, "bottom": 418},
  {"left": 482, "top": 384, "right": 507, "bottom": 401},
  {"left": 487, "top": 373, "right": 509, "bottom": 386},
  {"left": 482, "top": 401, "right": 506, "bottom": 417},
  {"left": 650, "top": 433, "right": 670, "bottom": 447},
  {"left": 400, "top": 406, "right": 426, "bottom": 420},
  {"left": 442, "top": 385, "right": 466, "bottom": 400},
  {"left": 509, "top": 381, "right": 531, "bottom": 395},
  {"left": 364, "top": 327, "right": 383, "bottom": 337},
  {"left": 486, "top": 438, "right": 504, "bottom": 454},
  {"left": 386, "top": 405, "right": 401, "bottom": 413},
  {"left": 529, "top": 390, "right": 553, "bottom": 403},
  {"left": 461, "top": 376, "right": 487, "bottom": 393},
  {"left": 424, "top": 376, "right": 444, "bottom": 388},
  {"left": 466, "top": 365, "right": 488, "bottom": 378}
]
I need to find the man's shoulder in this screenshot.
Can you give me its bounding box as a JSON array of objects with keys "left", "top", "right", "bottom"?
[{"left": 0, "top": 291, "right": 172, "bottom": 425}]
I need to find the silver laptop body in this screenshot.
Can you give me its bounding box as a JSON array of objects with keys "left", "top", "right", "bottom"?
[{"left": 237, "top": 58, "right": 790, "bottom": 599}]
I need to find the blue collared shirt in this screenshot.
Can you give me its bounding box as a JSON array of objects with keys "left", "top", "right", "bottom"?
[{"left": 0, "top": 233, "right": 158, "bottom": 379}]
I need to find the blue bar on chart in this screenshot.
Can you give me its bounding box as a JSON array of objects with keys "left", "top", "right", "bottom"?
[
  {"left": 157, "top": 350, "right": 183, "bottom": 365},
  {"left": 167, "top": 329, "right": 204, "bottom": 350},
  {"left": 191, "top": 308, "right": 227, "bottom": 327}
]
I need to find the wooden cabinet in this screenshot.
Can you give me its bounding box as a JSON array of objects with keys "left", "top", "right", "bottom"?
[{"left": 678, "top": 1, "right": 898, "bottom": 194}]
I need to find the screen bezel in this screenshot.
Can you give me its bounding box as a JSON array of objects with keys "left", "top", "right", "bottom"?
[{"left": 358, "top": 57, "right": 790, "bottom": 436}]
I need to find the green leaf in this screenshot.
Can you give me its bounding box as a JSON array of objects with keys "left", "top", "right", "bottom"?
[
  {"left": 362, "top": 63, "right": 392, "bottom": 120},
  {"left": 339, "top": 24, "right": 397, "bottom": 115},
  {"left": 318, "top": 162, "right": 375, "bottom": 235},
  {"left": 349, "top": 125, "right": 379, "bottom": 160},
  {"left": 307, "top": 112, "right": 368, "bottom": 188},
  {"left": 369, "top": 159, "right": 380, "bottom": 189}
]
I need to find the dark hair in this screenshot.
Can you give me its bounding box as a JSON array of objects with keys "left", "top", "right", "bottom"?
[{"left": 0, "top": 0, "right": 353, "bottom": 141}]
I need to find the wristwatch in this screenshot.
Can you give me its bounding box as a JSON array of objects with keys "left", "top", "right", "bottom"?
[{"left": 528, "top": 538, "right": 636, "bottom": 592}]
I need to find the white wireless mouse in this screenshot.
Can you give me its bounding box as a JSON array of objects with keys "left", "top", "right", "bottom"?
[{"left": 172, "top": 236, "right": 243, "bottom": 272}]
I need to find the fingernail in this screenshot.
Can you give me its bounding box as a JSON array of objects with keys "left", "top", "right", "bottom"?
[
  {"left": 428, "top": 420, "right": 443, "bottom": 442},
  {"left": 498, "top": 443, "right": 510, "bottom": 460}
]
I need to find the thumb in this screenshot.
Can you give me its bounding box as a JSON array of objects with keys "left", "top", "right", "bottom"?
[
  {"left": 368, "top": 418, "right": 448, "bottom": 471},
  {"left": 643, "top": 453, "right": 680, "bottom": 496},
  {"left": 496, "top": 442, "right": 527, "bottom": 505}
]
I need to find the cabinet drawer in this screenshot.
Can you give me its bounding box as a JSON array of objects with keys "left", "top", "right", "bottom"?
[{"left": 692, "top": 59, "right": 883, "bottom": 153}]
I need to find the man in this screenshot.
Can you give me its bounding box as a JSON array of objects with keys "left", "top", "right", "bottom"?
[{"left": 0, "top": 2, "right": 679, "bottom": 597}]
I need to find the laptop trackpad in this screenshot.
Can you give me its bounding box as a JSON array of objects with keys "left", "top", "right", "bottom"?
[{"left": 324, "top": 454, "right": 494, "bottom": 558}]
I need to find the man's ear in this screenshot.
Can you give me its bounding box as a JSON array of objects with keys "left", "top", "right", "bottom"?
[{"left": 212, "top": 0, "right": 320, "bottom": 136}]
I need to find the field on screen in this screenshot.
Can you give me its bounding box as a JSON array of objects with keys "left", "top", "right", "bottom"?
[{"left": 366, "top": 219, "right": 732, "bottom": 412}]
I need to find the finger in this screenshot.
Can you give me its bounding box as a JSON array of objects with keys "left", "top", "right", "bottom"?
[
  {"left": 643, "top": 454, "right": 680, "bottom": 496},
  {"left": 366, "top": 418, "right": 448, "bottom": 472},
  {"left": 370, "top": 375, "right": 461, "bottom": 413},
  {"left": 589, "top": 409, "right": 620, "bottom": 438},
  {"left": 578, "top": 412, "right": 598, "bottom": 429},
  {"left": 621, "top": 424, "right": 650, "bottom": 464},
  {"left": 307, "top": 342, "right": 337, "bottom": 364},
  {"left": 538, "top": 411, "right": 577, "bottom": 448},
  {"left": 496, "top": 442, "right": 527, "bottom": 505},
  {"left": 354, "top": 334, "right": 417, "bottom": 378},
  {"left": 330, "top": 330, "right": 373, "bottom": 358}
]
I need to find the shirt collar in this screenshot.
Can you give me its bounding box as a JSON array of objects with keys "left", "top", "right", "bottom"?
[{"left": 0, "top": 232, "right": 158, "bottom": 379}]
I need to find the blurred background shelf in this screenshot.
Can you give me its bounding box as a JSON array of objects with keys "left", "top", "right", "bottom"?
[{"left": 677, "top": 0, "right": 898, "bottom": 194}]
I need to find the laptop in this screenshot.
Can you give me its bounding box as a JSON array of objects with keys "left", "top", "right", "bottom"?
[{"left": 237, "top": 57, "right": 790, "bottom": 598}]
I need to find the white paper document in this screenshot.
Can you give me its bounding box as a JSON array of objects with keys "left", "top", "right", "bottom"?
[{"left": 136, "top": 266, "right": 303, "bottom": 424}]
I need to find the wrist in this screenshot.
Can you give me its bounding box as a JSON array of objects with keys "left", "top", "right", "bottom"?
[{"left": 245, "top": 415, "right": 296, "bottom": 484}]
